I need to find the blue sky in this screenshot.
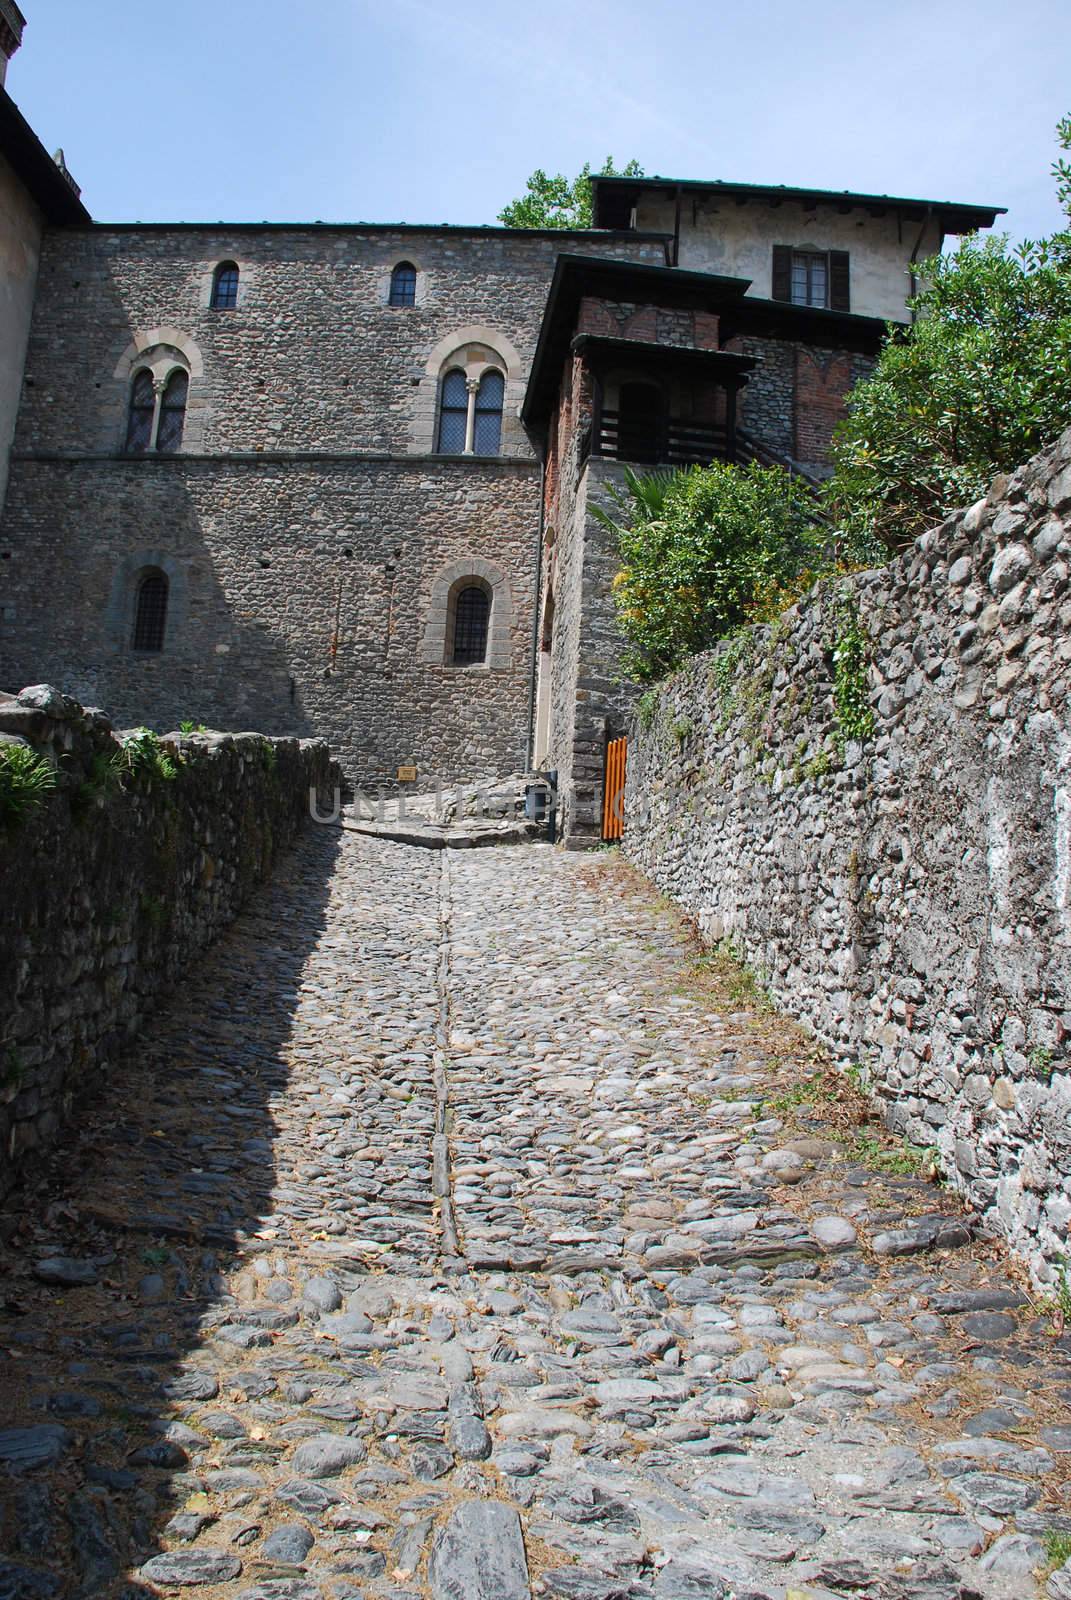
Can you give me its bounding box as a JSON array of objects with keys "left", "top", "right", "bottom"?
[{"left": 9, "top": 0, "right": 1069, "bottom": 244}]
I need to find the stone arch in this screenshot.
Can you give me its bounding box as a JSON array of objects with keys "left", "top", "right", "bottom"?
[
  {"left": 423, "top": 325, "right": 522, "bottom": 384},
  {"left": 111, "top": 329, "right": 206, "bottom": 452},
  {"left": 421, "top": 557, "right": 513, "bottom": 670},
  {"left": 113, "top": 328, "right": 204, "bottom": 381},
  {"left": 104, "top": 550, "right": 189, "bottom": 655},
  {"left": 412, "top": 327, "right": 525, "bottom": 455}
]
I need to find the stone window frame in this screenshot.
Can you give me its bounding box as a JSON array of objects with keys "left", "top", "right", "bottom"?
[
  {"left": 411, "top": 325, "right": 524, "bottom": 456},
  {"left": 197, "top": 260, "right": 253, "bottom": 311},
  {"left": 210, "top": 260, "right": 240, "bottom": 309},
  {"left": 105, "top": 551, "right": 189, "bottom": 657},
  {"left": 112, "top": 328, "right": 206, "bottom": 454},
  {"left": 384, "top": 257, "right": 423, "bottom": 308},
  {"left": 421, "top": 557, "right": 513, "bottom": 671}
]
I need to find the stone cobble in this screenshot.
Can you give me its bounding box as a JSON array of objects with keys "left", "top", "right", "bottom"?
[{"left": 1, "top": 834, "right": 1069, "bottom": 1600}]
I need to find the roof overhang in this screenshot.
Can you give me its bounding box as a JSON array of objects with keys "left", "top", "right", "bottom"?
[
  {"left": 522, "top": 254, "right": 752, "bottom": 427},
  {"left": 573, "top": 333, "right": 756, "bottom": 381},
  {"left": 591, "top": 175, "right": 1005, "bottom": 236},
  {"left": 0, "top": 87, "right": 90, "bottom": 223},
  {"left": 715, "top": 295, "right": 889, "bottom": 356}
]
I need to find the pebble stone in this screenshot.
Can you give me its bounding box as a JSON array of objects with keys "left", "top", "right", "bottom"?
[{"left": 0, "top": 830, "right": 1065, "bottom": 1600}]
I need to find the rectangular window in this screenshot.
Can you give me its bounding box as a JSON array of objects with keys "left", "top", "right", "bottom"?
[
  {"left": 772, "top": 245, "right": 850, "bottom": 311},
  {"left": 791, "top": 251, "right": 829, "bottom": 308}
]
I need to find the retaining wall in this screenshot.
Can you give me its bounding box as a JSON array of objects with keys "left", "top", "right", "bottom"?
[
  {"left": 624, "top": 430, "right": 1071, "bottom": 1284},
  {"left": 0, "top": 683, "right": 340, "bottom": 1192}
]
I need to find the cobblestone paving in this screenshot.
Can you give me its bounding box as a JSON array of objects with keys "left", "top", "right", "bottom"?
[{"left": 2, "top": 831, "right": 1070, "bottom": 1600}]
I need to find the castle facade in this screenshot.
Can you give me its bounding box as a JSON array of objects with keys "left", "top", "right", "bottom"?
[{"left": 0, "top": 13, "right": 1002, "bottom": 840}]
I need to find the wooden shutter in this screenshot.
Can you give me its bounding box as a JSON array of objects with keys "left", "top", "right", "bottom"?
[
  {"left": 829, "top": 251, "right": 850, "bottom": 311},
  {"left": 771, "top": 245, "right": 792, "bottom": 302}
]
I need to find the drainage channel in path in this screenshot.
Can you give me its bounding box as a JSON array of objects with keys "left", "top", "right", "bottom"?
[{"left": 0, "top": 829, "right": 1068, "bottom": 1600}]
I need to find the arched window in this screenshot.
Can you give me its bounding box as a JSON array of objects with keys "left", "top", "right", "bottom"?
[
  {"left": 473, "top": 369, "right": 504, "bottom": 455},
  {"left": 125, "top": 369, "right": 156, "bottom": 453},
  {"left": 211, "top": 261, "right": 239, "bottom": 309},
  {"left": 452, "top": 585, "right": 491, "bottom": 665},
  {"left": 437, "top": 369, "right": 469, "bottom": 454},
  {"left": 389, "top": 261, "right": 417, "bottom": 307},
  {"left": 156, "top": 371, "right": 188, "bottom": 453},
  {"left": 132, "top": 569, "right": 169, "bottom": 652}
]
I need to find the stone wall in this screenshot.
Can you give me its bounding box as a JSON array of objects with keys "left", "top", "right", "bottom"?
[
  {"left": 623, "top": 431, "right": 1071, "bottom": 1284},
  {"left": 0, "top": 455, "right": 539, "bottom": 785},
  {"left": 0, "top": 684, "right": 340, "bottom": 1193},
  {"left": 0, "top": 146, "right": 42, "bottom": 511},
  {"left": 540, "top": 345, "right": 644, "bottom": 844},
  {"left": 0, "top": 224, "right": 665, "bottom": 787}
]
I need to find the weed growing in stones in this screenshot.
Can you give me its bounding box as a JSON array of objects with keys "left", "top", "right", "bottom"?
[
  {"left": 1045, "top": 1531, "right": 1071, "bottom": 1573},
  {"left": 835, "top": 1130, "right": 940, "bottom": 1179},
  {"left": 117, "top": 729, "right": 178, "bottom": 785},
  {"left": 0, "top": 743, "right": 56, "bottom": 828}
]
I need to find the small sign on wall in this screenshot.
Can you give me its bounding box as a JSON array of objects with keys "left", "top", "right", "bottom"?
[{"left": 397, "top": 765, "right": 418, "bottom": 782}]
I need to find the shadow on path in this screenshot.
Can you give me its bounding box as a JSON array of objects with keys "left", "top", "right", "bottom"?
[{"left": 0, "top": 822, "right": 341, "bottom": 1597}]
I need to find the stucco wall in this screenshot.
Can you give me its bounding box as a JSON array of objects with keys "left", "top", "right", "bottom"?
[
  {"left": 634, "top": 193, "right": 943, "bottom": 322},
  {"left": 0, "top": 683, "right": 340, "bottom": 1193},
  {"left": 0, "top": 147, "right": 41, "bottom": 511},
  {"left": 623, "top": 430, "right": 1071, "bottom": 1285}
]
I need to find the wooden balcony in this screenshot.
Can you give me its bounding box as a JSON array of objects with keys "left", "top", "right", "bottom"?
[{"left": 591, "top": 409, "right": 734, "bottom": 467}]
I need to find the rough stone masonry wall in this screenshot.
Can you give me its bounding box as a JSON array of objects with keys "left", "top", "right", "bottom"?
[
  {"left": 0, "top": 683, "right": 340, "bottom": 1194},
  {"left": 0, "top": 225, "right": 665, "bottom": 788},
  {"left": 624, "top": 430, "right": 1071, "bottom": 1285}
]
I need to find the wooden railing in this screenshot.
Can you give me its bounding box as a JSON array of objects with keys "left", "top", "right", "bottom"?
[{"left": 592, "top": 410, "right": 733, "bottom": 467}]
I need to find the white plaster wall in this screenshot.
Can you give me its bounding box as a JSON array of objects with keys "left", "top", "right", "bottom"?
[
  {"left": 0, "top": 149, "right": 42, "bottom": 513},
  {"left": 634, "top": 193, "right": 944, "bottom": 322}
]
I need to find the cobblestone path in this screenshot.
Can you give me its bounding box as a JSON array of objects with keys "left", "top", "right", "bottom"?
[{"left": 2, "top": 831, "right": 1070, "bottom": 1600}]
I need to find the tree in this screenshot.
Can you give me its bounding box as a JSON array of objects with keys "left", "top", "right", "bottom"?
[
  {"left": 497, "top": 157, "right": 644, "bottom": 230},
  {"left": 825, "top": 119, "right": 1071, "bottom": 551},
  {"left": 596, "top": 462, "right": 828, "bottom": 683}
]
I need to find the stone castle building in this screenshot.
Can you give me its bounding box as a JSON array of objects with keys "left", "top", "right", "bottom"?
[{"left": 0, "top": 12, "right": 1003, "bottom": 840}]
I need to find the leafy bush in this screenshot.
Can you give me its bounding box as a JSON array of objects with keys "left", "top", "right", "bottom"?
[
  {"left": 0, "top": 743, "right": 57, "bottom": 829},
  {"left": 596, "top": 461, "right": 831, "bottom": 682},
  {"left": 825, "top": 118, "right": 1071, "bottom": 550}
]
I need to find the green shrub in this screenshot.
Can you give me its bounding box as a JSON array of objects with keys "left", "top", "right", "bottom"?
[
  {"left": 825, "top": 117, "right": 1071, "bottom": 550},
  {"left": 0, "top": 744, "right": 57, "bottom": 829},
  {"left": 596, "top": 461, "right": 830, "bottom": 683}
]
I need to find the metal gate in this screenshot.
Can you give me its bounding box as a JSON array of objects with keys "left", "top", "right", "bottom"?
[{"left": 602, "top": 735, "right": 627, "bottom": 841}]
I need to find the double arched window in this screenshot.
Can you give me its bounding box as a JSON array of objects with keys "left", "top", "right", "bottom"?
[
  {"left": 132, "top": 568, "right": 169, "bottom": 652},
  {"left": 211, "top": 261, "right": 239, "bottom": 309},
  {"left": 389, "top": 261, "right": 417, "bottom": 307},
  {"left": 125, "top": 367, "right": 188, "bottom": 454},
  {"left": 436, "top": 367, "right": 504, "bottom": 456}
]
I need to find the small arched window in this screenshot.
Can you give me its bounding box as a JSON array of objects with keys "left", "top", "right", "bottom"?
[
  {"left": 125, "top": 369, "right": 156, "bottom": 453},
  {"left": 452, "top": 584, "right": 491, "bottom": 665},
  {"left": 437, "top": 369, "right": 469, "bottom": 454},
  {"left": 156, "top": 371, "right": 188, "bottom": 453},
  {"left": 133, "top": 568, "right": 169, "bottom": 652},
  {"left": 473, "top": 369, "right": 504, "bottom": 456},
  {"left": 389, "top": 261, "right": 417, "bottom": 307},
  {"left": 211, "top": 261, "right": 239, "bottom": 309}
]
